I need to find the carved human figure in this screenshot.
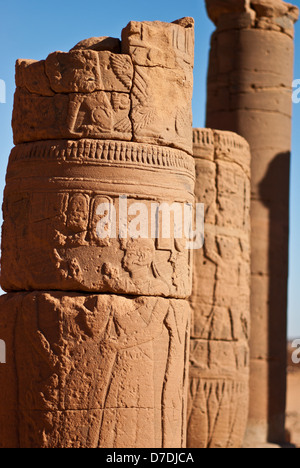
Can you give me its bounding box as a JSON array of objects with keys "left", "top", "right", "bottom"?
[
  {"left": 0, "top": 292, "right": 190, "bottom": 448},
  {"left": 188, "top": 129, "right": 251, "bottom": 449}
]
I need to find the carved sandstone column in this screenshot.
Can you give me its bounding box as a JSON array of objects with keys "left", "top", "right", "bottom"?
[
  {"left": 0, "top": 19, "right": 195, "bottom": 448},
  {"left": 205, "top": 0, "right": 299, "bottom": 447},
  {"left": 187, "top": 129, "right": 251, "bottom": 448}
]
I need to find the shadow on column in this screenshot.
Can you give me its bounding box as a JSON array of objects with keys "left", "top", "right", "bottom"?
[{"left": 259, "top": 152, "right": 290, "bottom": 445}]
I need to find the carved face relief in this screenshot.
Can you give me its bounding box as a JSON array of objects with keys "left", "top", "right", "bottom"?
[
  {"left": 45, "top": 50, "right": 101, "bottom": 94},
  {"left": 122, "top": 239, "right": 155, "bottom": 274}
]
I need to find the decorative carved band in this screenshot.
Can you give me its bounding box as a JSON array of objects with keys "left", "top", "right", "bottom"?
[
  {"left": 193, "top": 128, "right": 214, "bottom": 148},
  {"left": 214, "top": 131, "right": 250, "bottom": 154},
  {"left": 193, "top": 128, "right": 249, "bottom": 154},
  {"left": 9, "top": 139, "right": 195, "bottom": 177},
  {"left": 193, "top": 128, "right": 250, "bottom": 177}
]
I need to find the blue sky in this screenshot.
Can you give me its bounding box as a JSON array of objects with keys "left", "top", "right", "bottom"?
[{"left": 0, "top": 0, "right": 299, "bottom": 337}]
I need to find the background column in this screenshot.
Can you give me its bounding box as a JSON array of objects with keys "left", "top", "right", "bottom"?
[
  {"left": 188, "top": 129, "right": 251, "bottom": 448},
  {"left": 205, "top": 0, "right": 299, "bottom": 446}
]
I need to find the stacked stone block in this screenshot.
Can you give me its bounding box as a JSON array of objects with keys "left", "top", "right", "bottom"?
[{"left": 0, "top": 18, "right": 195, "bottom": 448}]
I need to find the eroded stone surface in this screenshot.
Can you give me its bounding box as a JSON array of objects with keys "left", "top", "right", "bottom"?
[
  {"left": 45, "top": 50, "right": 133, "bottom": 94},
  {"left": 205, "top": 0, "right": 298, "bottom": 35},
  {"left": 13, "top": 87, "right": 132, "bottom": 144},
  {"left": 16, "top": 50, "right": 133, "bottom": 95},
  {"left": 0, "top": 292, "right": 190, "bottom": 448},
  {"left": 187, "top": 129, "right": 251, "bottom": 449},
  {"left": 1, "top": 140, "right": 194, "bottom": 298},
  {"left": 12, "top": 19, "right": 194, "bottom": 154},
  {"left": 1, "top": 18, "right": 195, "bottom": 449},
  {"left": 15, "top": 59, "right": 54, "bottom": 96},
  {"left": 205, "top": 0, "right": 252, "bottom": 25},
  {"left": 70, "top": 36, "right": 121, "bottom": 53},
  {"left": 205, "top": 0, "right": 298, "bottom": 446},
  {"left": 122, "top": 19, "right": 194, "bottom": 154}
]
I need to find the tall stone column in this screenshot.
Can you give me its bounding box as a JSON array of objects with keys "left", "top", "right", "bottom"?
[
  {"left": 187, "top": 129, "right": 251, "bottom": 448},
  {"left": 205, "top": 0, "right": 299, "bottom": 446},
  {"left": 0, "top": 18, "right": 195, "bottom": 448}
]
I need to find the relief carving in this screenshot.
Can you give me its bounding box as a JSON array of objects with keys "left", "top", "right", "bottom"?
[
  {"left": 12, "top": 19, "right": 194, "bottom": 155},
  {"left": 0, "top": 19, "right": 195, "bottom": 448},
  {"left": 188, "top": 129, "right": 251, "bottom": 449},
  {"left": 0, "top": 293, "right": 190, "bottom": 448},
  {"left": 2, "top": 182, "right": 193, "bottom": 298}
]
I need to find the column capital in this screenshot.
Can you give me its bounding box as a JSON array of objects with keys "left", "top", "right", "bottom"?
[
  {"left": 205, "top": 0, "right": 251, "bottom": 25},
  {"left": 205, "top": 0, "right": 299, "bottom": 27}
]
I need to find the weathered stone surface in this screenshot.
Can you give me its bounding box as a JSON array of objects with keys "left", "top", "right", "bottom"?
[
  {"left": 70, "top": 36, "right": 121, "bottom": 53},
  {"left": 130, "top": 65, "right": 193, "bottom": 154},
  {"left": 122, "top": 19, "right": 194, "bottom": 154},
  {"left": 1, "top": 18, "right": 195, "bottom": 449},
  {"left": 1, "top": 140, "right": 194, "bottom": 298},
  {"left": 12, "top": 19, "right": 194, "bottom": 154},
  {"left": 206, "top": 0, "right": 298, "bottom": 35},
  {"left": 250, "top": 0, "right": 299, "bottom": 21},
  {"left": 122, "top": 18, "right": 194, "bottom": 68},
  {"left": 187, "top": 129, "right": 251, "bottom": 449},
  {"left": 0, "top": 296, "right": 18, "bottom": 448},
  {"left": 15, "top": 59, "right": 54, "bottom": 96},
  {"left": 12, "top": 87, "right": 132, "bottom": 144},
  {"left": 0, "top": 292, "right": 190, "bottom": 448},
  {"left": 16, "top": 51, "right": 133, "bottom": 96},
  {"left": 205, "top": 0, "right": 298, "bottom": 447},
  {"left": 188, "top": 341, "right": 249, "bottom": 449},
  {"left": 205, "top": 0, "right": 252, "bottom": 25},
  {"left": 45, "top": 50, "right": 133, "bottom": 94}
]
